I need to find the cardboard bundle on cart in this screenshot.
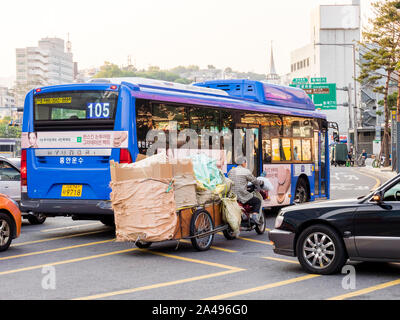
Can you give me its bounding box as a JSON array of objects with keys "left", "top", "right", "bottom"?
[{"left": 109, "top": 154, "right": 197, "bottom": 243}]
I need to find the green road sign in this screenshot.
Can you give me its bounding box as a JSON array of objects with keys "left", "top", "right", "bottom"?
[
  {"left": 311, "top": 77, "right": 327, "bottom": 83},
  {"left": 292, "top": 78, "right": 308, "bottom": 84},
  {"left": 290, "top": 83, "right": 337, "bottom": 110}
]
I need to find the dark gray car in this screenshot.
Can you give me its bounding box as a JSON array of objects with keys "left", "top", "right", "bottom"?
[{"left": 269, "top": 173, "right": 400, "bottom": 274}]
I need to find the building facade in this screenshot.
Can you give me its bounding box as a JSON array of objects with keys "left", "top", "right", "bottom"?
[
  {"left": 15, "top": 37, "right": 75, "bottom": 106},
  {"left": 288, "top": 1, "right": 361, "bottom": 140},
  {"left": 0, "top": 87, "right": 16, "bottom": 118}
]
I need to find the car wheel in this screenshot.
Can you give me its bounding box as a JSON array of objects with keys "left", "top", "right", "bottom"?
[
  {"left": 296, "top": 224, "right": 347, "bottom": 275},
  {"left": 27, "top": 213, "right": 46, "bottom": 225},
  {"left": 294, "top": 179, "right": 309, "bottom": 204},
  {"left": 0, "top": 213, "right": 13, "bottom": 252}
]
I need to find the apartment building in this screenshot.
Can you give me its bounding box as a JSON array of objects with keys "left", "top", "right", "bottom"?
[{"left": 15, "top": 37, "right": 75, "bottom": 106}]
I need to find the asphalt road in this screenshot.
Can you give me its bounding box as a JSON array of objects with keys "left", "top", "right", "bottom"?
[{"left": 2, "top": 166, "right": 399, "bottom": 301}]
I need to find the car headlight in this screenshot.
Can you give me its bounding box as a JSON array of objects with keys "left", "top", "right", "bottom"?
[{"left": 274, "top": 211, "right": 285, "bottom": 229}]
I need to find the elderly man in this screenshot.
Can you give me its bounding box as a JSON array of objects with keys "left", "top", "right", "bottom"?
[{"left": 228, "top": 156, "right": 261, "bottom": 223}]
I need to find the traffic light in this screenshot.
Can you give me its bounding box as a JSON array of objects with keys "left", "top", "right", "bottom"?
[{"left": 333, "top": 131, "right": 339, "bottom": 142}]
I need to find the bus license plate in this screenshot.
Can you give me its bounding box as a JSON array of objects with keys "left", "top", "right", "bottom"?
[{"left": 61, "top": 185, "right": 82, "bottom": 197}]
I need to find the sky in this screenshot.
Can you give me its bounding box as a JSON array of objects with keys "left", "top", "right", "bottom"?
[{"left": 0, "top": 0, "right": 375, "bottom": 85}]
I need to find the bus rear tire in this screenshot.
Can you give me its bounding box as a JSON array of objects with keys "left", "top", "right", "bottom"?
[
  {"left": 27, "top": 213, "right": 46, "bottom": 225},
  {"left": 100, "top": 216, "right": 115, "bottom": 227}
]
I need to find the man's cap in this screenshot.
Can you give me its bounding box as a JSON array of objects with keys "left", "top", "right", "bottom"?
[{"left": 236, "top": 156, "right": 247, "bottom": 165}]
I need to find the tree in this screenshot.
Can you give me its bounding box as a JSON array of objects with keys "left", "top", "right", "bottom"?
[
  {"left": 93, "top": 62, "right": 191, "bottom": 83},
  {"left": 358, "top": 0, "right": 400, "bottom": 166},
  {"left": 94, "top": 62, "right": 132, "bottom": 78}
]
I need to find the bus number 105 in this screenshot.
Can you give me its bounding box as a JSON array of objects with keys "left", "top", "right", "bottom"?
[{"left": 86, "top": 103, "right": 110, "bottom": 119}]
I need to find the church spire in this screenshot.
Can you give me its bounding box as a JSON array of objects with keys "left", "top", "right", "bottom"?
[{"left": 266, "top": 41, "right": 280, "bottom": 83}]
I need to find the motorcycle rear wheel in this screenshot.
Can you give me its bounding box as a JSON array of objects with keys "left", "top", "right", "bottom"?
[{"left": 255, "top": 212, "right": 266, "bottom": 235}]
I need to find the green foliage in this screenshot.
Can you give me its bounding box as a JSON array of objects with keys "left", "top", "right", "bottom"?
[
  {"left": 378, "top": 91, "right": 398, "bottom": 109},
  {"left": 358, "top": 0, "right": 400, "bottom": 165},
  {"left": 0, "top": 123, "right": 21, "bottom": 138},
  {"left": 94, "top": 62, "right": 192, "bottom": 84},
  {"left": 94, "top": 62, "right": 267, "bottom": 83}
]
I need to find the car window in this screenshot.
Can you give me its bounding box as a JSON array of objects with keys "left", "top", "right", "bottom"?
[
  {"left": 383, "top": 182, "right": 400, "bottom": 201},
  {"left": 0, "top": 161, "right": 20, "bottom": 182}
]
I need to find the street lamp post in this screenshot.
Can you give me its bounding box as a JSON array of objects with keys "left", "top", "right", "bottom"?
[{"left": 314, "top": 42, "right": 359, "bottom": 156}]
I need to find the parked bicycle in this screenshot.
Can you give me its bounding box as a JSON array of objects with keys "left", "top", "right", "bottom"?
[{"left": 372, "top": 155, "right": 385, "bottom": 168}]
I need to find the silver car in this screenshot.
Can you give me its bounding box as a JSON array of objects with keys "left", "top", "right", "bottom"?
[{"left": 0, "top": 157, "right": 46, "bottom": 225}]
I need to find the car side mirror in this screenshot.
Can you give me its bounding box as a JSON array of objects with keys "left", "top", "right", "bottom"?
[{"left": 371, "top": 192, "right": 383, "bottom": 203}]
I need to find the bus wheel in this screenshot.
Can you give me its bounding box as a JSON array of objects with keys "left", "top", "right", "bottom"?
[
  {"left": 100, "top": 216, "right": 115, "bottom": 227},
  {"left": 294, "top": 179, "right": 309, "bottom": 204},
  {"left": 27, "top": 213, "right": 46, "bottom": 225}
]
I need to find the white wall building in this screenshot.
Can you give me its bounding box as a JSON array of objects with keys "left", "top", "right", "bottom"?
[
  {"left": 289, "top": 0, "right": 361, "bottom": 138},
  {"left": 15, "top": 37, "right": 75, "bottom": 106},
  {"left": 0, "top": 87, "right": 16, "bottom": 118}
]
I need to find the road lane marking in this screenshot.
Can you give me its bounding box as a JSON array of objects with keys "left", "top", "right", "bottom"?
[
  {"left": 179, "top": 239, "right": 238, "bottom": 253},
  {"left": 12, "top": 230, "right": 110, "bottom": 247},
  {"left": 41, "top": 223, "right": 102, "bottom": 233},
  {"left": 262, "top": 257, "right": 299, "bottom": 264},
  {"left": 217, "top": 232, "right": 272, "bottom": 245},
  {"left": 0, "top": 248, "right": 139, "bottom": 276},
  {"left": 0, "top": 239, "right": 114, "bottom": 261},
  {"left": 142, "top": 249, "right": 244, "bottom": 271},
  {"left": 357, "top": 170, "right": 381, "bottom": 190},
  {"left": 327, "top": 278, "right": 400, "bottom": 300},
  {"left": 73, "top": 269, "right": 243, "bottom": 300},
  {"left": 237, "top": 236, "right": 272, "bottom": 245},
  {"left": 203, "top": 274, "right": 320, "bottom": 300},
  {"left": 73, "top": 249, "right": 245, "bottom": 300}
]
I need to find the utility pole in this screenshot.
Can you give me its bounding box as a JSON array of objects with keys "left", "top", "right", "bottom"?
[
  {"left": 347, "top": 83, "right": 353, "bottom": 150},
  {"left": 352, "top": 45, "right": 360, "bottom": 158}
]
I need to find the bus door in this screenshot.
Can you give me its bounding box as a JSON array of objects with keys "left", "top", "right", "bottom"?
[
  {"left": 320, "top": 128, "right": 328, "bottom": 197},
  {"left": 314, "top": 128, "right": 328, "bottom": 198},
  {"left": 234, "top": 124, "right": 260, "bottom": 176}
]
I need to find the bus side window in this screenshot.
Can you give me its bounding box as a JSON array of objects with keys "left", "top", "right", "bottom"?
[
  {"left": 152, "top": 103, "right": 189, "bottom": 151},
  {"left": 262, "top": 139, "right": 272, "bottom": 163},
  {"left": 189, "top": 107, "right": 220, "bottom": 149},
  {"left": 135, "top": 100, "right": 153, "bottom": 154}
]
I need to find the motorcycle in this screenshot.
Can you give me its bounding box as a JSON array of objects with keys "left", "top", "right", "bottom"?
[{"left": 223, "top": 178, "right": 268, "bottom": 240}]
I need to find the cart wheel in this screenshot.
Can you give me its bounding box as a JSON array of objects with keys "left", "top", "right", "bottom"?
[
  {"left": 135, "top": 241, "right": 152, "bottom": 249},
  {"left": 223, "top": 227, "right": 237, "bottom": 240},
  {"left": 190, "top": 209, "right": 214, "bottom": 251}
]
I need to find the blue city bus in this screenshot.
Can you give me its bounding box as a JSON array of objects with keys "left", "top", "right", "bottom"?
[{"left": 20, "top": 78, "right": 329, "bottom": 224}]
